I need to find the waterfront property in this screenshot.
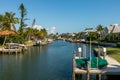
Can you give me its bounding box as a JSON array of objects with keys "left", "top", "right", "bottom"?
[
  {"left": 0, "top": 43, "right": 27, "bottom": 54},
  {"left": 73, "top": 49, "right": 120, "bottom": 80},
  {"left": 104, "top": 24, "right": 120, "bottom": 36},
  {"left": 0, "top": 48, "right": 22, "bottom": 54}
]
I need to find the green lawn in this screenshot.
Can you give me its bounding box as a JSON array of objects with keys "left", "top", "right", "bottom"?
[{"left": 107, "top": 47, "right": 120, "bottom": 62}]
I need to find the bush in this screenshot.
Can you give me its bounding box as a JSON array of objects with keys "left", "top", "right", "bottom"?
[
  {"left": 6, "top": 34, "right": 25, "bottom": 44},
  {"left": 117, "top": 42, "right": 120, "bottom": 47},
  {"left": 0, "top": 37, "right": 4, "bottom": 45}
]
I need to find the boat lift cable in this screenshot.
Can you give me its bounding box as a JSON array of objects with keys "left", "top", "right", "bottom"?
[
  {"left": 83, "top": 44, "right": 86, "bottom": 58},
  {"left": 90, "top": 38, "right": 92, "bottom": 68}
]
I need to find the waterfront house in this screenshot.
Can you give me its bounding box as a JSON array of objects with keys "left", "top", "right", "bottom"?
[
  {"left": 104, "top": 24, "right": 120, "bottom": 40},
  {"left": 82, "top": 28, "right": 97, "bottom": 40},
  {"left": 104, "top": 24, "right": 120, "bottom": 35}
]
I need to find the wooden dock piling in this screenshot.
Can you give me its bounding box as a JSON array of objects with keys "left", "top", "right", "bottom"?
[
  {"left": 87, "top": 61, "right": 90, "bottom": 80},
  {"left": 0, "top": 48, "right": 22, "bottom": 54},
  {"left": 73, "top": 54, "right": 76, "bottom": 80},
  {"left": 78, "top": 47, "right": 81, "bottom": 58}
]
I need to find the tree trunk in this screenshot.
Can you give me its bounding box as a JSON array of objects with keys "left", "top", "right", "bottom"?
[{"left": 2, "top": 36, "right": 7, "bottom": 46}]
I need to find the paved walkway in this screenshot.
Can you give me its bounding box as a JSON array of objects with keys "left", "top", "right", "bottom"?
[{"left": 105, "top": 55, "right": 120, "bottom": 68}]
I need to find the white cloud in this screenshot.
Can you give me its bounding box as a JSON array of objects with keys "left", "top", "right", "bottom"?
[
  {"left": 50, "top": 26, "right": 56, "bottom": 34},
  {"left": 32, "top": 25, "right": 43, "bottom": 30},
  {"left": 27, "top": 25, "right": 43, "bottom": 30}
]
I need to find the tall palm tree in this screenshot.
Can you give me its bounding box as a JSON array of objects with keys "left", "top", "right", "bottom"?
[
  {"left": 18, "top": 3, "right": 27, "bottom": 34},
  {"left": 26, "top": 18, "right": 36, "bottom": 41},
  {"left": 32, "top": 18, "right": 36, "bottom": 27},
  {"left": 0, "top": 12, "right": 18, "bottom": 31}
]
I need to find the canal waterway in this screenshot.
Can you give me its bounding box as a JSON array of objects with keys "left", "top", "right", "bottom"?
[{"left": 0, "top": 40, "right": 94, "bottom": 80}]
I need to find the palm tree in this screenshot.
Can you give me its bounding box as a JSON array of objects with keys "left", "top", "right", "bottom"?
[
  {"left": 5, "top": 12, "right": 18, "bottom": 31},
  {"left": 38, "top": 28, "right": 48, "bottom": 39},
  {"left": 18, "top": 3, "right": 27, "bottom": 34},
  {"left": 75, "top": 32, "right": 82, "bottom": 40},
  {"left": 0, "top": 12, "right": 18, "bottom": 31},
  {"left": 96, "top": 24, "right": 104, "bottom": 41},
  {"left": 0, "top": 14, "right": 5, "bottom": 30},
  {"left": 0, "top": 12, "right": 18, "bottom": 46},
  {"left": 32, "top": 18, "right": 36, "bottom": 27}
]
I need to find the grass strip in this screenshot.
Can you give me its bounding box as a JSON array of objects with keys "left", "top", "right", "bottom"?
[{"left": 107, "top": 47, "right": 120, "bottom": 62}]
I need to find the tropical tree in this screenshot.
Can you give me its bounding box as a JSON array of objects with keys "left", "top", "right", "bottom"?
[
  {"left": 18, "top": 3, "right": 27, "bottom": 34},
  {"left": 38, "top": 28, "right": 48, "bottom": 39},
  {"left": 75, "top": 32, "right": 82, "bottom": 40},
  {"left": 87, "top": 32, "right": 98, "bottom": 41},
  {"left": 96, "top": 24, "right": 104, "bottom": 41},
  {"left": 0, "top": 12, "right": 18, "bottom": 31},
  {"left": 32, "top": 18, "right": 36, "bottom": 27},
  {"left": 26, "top": 18, "right": 36, "bottom": 41},
  {"left": 0, "top": 14, "right": 5, "bottom": 30}
]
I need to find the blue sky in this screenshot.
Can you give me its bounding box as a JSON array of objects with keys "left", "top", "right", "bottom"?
[{"left": 0, "top": 0, "right": 120, "bottom": 33}]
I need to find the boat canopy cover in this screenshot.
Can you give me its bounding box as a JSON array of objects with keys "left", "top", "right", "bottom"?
[{"left": 76, "top": 57, "right": 108, "bottom": 69}]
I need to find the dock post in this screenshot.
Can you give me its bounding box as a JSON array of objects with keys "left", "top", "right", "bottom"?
[
  {"left": 74, "top": 53, "right": 76, "bottom": 59},
  {"left": 19, "top": 46, "right": 22, "bottom": 54},
  {"left": 98, "top": 74, "right": 101, "bottom": 80},
  {"left": 16, "top": 49, "right": 17, "bottom": 55},
  {"left": 72, "top": 72, "right": 75, "bottom": 80},
  {"left": 96, "top": 74, "right": 101, "bottom": 80},
  {"left": 2, "top": 46, "right": 4, "bottom": 54},
  {"left": 78, "top": 47, "right": 81, "bottom": 58},
  {"left": 8, "top": 46, "right": 10, "bottom": 55},
  {"left": 103, "top": 48, "right": 106, "bottom": 59},
  {"left": 87, "top": 61, "right": 90, "bottom": 80},
  {"left": 98, "top": 47, "right": 101, "bottom": 57},
  {"left": 73, "top": 53, "right": 76, "bottom": 80}
]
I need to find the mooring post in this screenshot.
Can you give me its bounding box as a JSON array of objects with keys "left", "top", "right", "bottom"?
[
  {"left": 74, "top": 53, "right": 76, "bottom": 59},
  {"left": 2, "top": 46, "right": 4, "bottom": 54},
  {"left": 87, "top": 61, "right": 90, "bottom": 80},
  {"left": 96, "top": 74, "right": 101, "bottom": 80},
  {"left": 16, "top": 49, "right": 17, "bottom": 55},
  {"left": 73, "top": 60, "right": 75, "bottom": 80},
  {"left": 98, "top": 47, "right": 101, "bottom": 57},
  {"left": 78, "top": 47, "right": 81, "bottom": 58},
  {"left": 73, "top": 52, "right": 76, "bottom": 80},
  {"left": 103, "top": 48, "right": 106, "bottom": 59},
  {"left": 19, "top": 46, "right": 22, "bottom": 54},
  {"left": 98, "top": 74, "right": 101, "bottom": 80},
  {"left": 8, "top": 46, "right": 10, "bottom": 55}
]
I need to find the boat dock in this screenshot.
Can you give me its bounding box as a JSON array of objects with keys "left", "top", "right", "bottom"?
[
  {"left": 73, "top": 54, "right": 120, "bottom": 80},
  {"left": 0, "top": 47, "right": 22, "bottom": 54}
]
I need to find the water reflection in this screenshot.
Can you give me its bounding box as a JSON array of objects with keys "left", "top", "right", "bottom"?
[{"left": 0, "top": 40, "right": 108, "bottom": 80}]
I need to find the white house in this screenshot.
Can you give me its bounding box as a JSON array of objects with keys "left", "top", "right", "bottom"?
[
  {"left": 104, "top": 24, "right": 120, "bottom": 36},
  {"left": 82, "top": 28, "right": 97, "bottom": 40}
]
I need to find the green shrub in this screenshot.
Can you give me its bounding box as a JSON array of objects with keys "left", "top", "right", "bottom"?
[
  {"left": 0, "top": 37, "right": 4, "bottom": 45},
  {"left": 6, "top": 34, "right": 25, "bottom": 44},
  {"left": 117, "top": 42, "right": 120, "bottom": 47}
]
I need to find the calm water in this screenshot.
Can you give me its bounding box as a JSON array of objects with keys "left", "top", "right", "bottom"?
[{"left": 0, "top": 40, "right": 93, "bottom": 80}]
